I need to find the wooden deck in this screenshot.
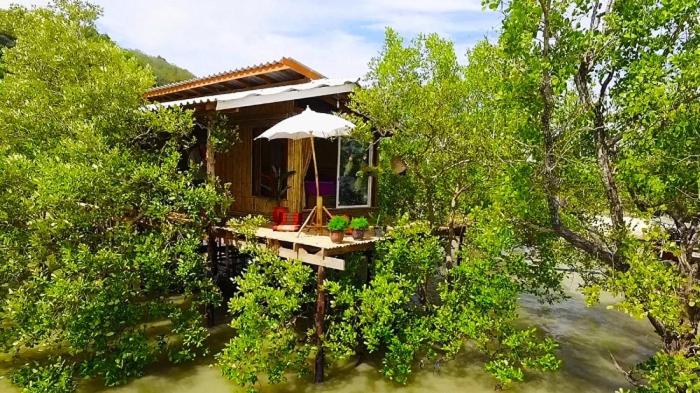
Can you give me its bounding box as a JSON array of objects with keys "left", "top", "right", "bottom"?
[{"left": 216, "top": 226, "right": 381, "bottom": 270}]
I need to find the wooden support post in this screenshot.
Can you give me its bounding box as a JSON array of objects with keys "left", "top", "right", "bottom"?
[
  {"left": 206, "top": 227, "right": 217, "bottom": 327},
  {"left": 314, "top": 265, "right": 327, "bottom": 383},
  {"left": 316, "top": 196, "right": 324, "bottom": 227},
  {"left": 355, "top": 249, "right": 373, "bottom": 367}
]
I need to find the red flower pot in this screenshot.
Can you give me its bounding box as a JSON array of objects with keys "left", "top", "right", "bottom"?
[{"left": 272, "top": 206, "right": 288, "bottom": 224}]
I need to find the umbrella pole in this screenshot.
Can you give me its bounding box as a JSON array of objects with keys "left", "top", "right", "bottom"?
[{"left": 310, "top": 136, "right": 324, "bottom": 227}]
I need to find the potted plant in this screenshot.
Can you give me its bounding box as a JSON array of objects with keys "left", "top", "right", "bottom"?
[
  {"left": 327, "top": 216, "right": 349, "bottom": 244},
  {"left": 350, "top": 217, "right": 369, "bottom": 240},
  {"left": 369, "top": 212, "right": 384, "bottom": 237},
  {"left": 261, "top": 165, "right": 295, "bottom": 224}
]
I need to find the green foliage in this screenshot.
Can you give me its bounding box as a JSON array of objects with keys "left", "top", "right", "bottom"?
[
  {"left": 204, "top": 112, "right": 240, "bottom": 153},
  {"left": 489, "top": 0, "right": 700, "bottom": 390},
  {"left": 11, "top": 358, "right": 75, "bottom": 393},
  {"left": 349, "top": 217, "right": 369, "bottom": 230},
  {"left": 625, "top": 353, "right": 700, "bottom": 393},
  {"left": 328, "top": 220, "right": 560, "bottom": 387},
  {"left": 356, "top": 221, "right": 444, "bottom": 383},
  {"left": 217, "top": 237, "right": 315, "bottom": 392},
  {"left": 344, "top": 25, "right": 565, "bottom": 389},
  {"left": 0, "top": 1, "right": 229, "bottom": 391},
  {"left": 79, "top": 331, "right": 153, "bottom": 386},
  {"left": 226, "top": 215, "right": 269, "bottom": 241},
  {"left": 349, "top": 29, "right": 502, "bottom": 226},
  {"left": 126, "top": 48, "right": 195, "bottom": 86},
  {"left": 327, "top": 215, "right": 350, "bottom": 232},
  {"left": 323, "top": 258, "right": 364, "bottom": 362},
  {"left": 218, "top": 216, "right": 558, "bottom": 390}
]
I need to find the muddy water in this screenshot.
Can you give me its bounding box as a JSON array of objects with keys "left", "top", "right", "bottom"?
[{"left": 0, "top": 275, "right": 658, "bottom": 393}]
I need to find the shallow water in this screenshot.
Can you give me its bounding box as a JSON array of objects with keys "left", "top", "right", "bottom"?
[{"left": 0, "top": 275, "right": 658, "bottom": 392}]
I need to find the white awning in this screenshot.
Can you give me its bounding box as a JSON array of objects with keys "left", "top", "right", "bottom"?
[{"left": 146, "top": 78, "right": 358, "bottom": 111}]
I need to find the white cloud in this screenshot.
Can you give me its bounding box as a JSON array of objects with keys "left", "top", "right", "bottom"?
[
  {"left": 364, "top": 0, "right": 484, "bottom": 13},
  {"left": 1, "top": 0, "right": 501, "bottom": 78}
]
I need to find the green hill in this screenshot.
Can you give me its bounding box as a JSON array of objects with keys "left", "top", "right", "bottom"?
[
  {"left": 1, "top": 34, "right": 194, "bottom": 86},
  {"left": 126, "top": 49, "right": 196, "bottom": 86}
]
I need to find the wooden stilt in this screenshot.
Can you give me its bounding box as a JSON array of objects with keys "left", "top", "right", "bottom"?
[
  {"left": 316, "top": 196, "right": 324, "bottom": 227},
  {"left": 354, "top": 249, "right": 372, "bottom": 366},
  {"left": 314, "top": 265, "right": 327, "bottom": 383},
  {"left": 206, "top": 228, "right": 217, "bottom": 327}
]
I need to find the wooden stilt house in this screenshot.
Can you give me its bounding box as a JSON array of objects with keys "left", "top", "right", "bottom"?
[
  {"left": 148, "top": 60, "right": 380, "bottom": 371},
  {"left": 146, "top": 57, "right": 377, "bottom": 221}
]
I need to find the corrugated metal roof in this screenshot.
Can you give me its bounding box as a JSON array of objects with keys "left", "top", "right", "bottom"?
[
  {"left": 151, "top": 59, "right": 283, "bottom": 91},
  {"left": 144, "top": 57, "right": 325, "bottom": 100},
  {"left": 146, "top": 78, "right": 358, "bottom": 110}
]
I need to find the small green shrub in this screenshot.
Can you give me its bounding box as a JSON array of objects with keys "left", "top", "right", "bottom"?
[
  {"left": 327, "top": 216, "right": 349, "bottom": 232},
  {"left": 11, "top": 358, "right": 75, "bottom": 393},
  {"left": 350, "top": 217, "right": 369, "bottom": 230}
]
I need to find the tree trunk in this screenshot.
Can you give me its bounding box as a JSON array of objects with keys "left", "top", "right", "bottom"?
[
  {"left": 314, "top": 265, "right": 327, "bottom": 383},
  {"left": 537, "top": 0, "right": 621, "bottom": 268},
  {"left": 594, "top": 108, "right": 625, "bottom": 238}
]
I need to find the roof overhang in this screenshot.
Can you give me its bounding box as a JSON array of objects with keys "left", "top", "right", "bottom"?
[
  {"left": 144, "top": 57, "right": 324, "bottom": 102},
  {"left": 146, "top": 78, "right": 358, "bottom": 111}
]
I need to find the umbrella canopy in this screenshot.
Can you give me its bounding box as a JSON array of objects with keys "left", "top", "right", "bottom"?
[
  {"left": 255, "top": 107, "right": 356, "bottom": 232},
  {"left": 255, "top": 106, "right": 354, "bottom": 141}
]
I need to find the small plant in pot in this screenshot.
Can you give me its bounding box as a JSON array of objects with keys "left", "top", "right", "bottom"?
[
  {"left": 261, "top": 165, "right": 295, "bottom": 224},
  {"left": 369, "top": 212, "right": 384, "bottom": 237},
  {"left": 327, "top": 216, "right": 349, "bottom": 244},
  {"left": 350, "top": 217, "right": 369, "bottom": 240}
]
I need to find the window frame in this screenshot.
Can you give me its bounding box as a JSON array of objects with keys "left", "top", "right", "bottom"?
[{"left": 335, "top": 137, "right": 373, "bottom": 209}]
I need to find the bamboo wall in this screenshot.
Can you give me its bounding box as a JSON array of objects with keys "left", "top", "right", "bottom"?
[
  {"left": 214, "top": 101, "right": 300, "bottom": 216},
  {"left": 211, "top": 100, "right": 377, "bottom": 219},
  {"left": 286, "top": 138, "right": 312, "bottom": 213}
]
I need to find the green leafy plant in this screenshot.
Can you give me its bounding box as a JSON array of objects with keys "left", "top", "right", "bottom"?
[
  {"left": 217, "top": 231, "right": 315, "bottom": 392},
  {"left": 327, "top": 215, "right": 349, "bottom": 232},
  {"left": 486, "top": 0, "right": 700, "bottom": 390},
  {"left": 326, "top": 219, "right": 560, "bottom": 387},
  {"left": 0, "top": 2, "right": 230, "bottom": 391},
  {"left": 260, "top": 165, "right": 296, "bottom": 205},
  {"left": 350, "top": 217, "right": 369, "bottom": 230},
  {"left": 11, "top": 358, "right": 75, "bottom": 393}
]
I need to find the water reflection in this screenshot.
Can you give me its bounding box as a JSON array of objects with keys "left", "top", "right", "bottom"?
[{"left": 0, "top": 276, "right": 658, "bottom": 393}]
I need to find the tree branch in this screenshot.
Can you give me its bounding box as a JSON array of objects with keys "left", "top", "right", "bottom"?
[{"left": 538, "top": 0, "right": 626, "bottom": 270}]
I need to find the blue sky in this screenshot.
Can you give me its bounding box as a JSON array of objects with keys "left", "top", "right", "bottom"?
[{"left": 1, "top": 0, "right": 502, "bottom": 78}]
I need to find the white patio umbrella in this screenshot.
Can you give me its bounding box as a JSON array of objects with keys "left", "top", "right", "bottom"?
[{"left": 255, "top": 106, "right": 355, "bottom": 232}]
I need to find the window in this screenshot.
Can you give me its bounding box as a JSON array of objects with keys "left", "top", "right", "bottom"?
[
  {"left": 252, "top": 128, "right": 288, "bottom": 198},
  {"left": 336, "top": 137, "right": 372, "bottom": 207}
]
